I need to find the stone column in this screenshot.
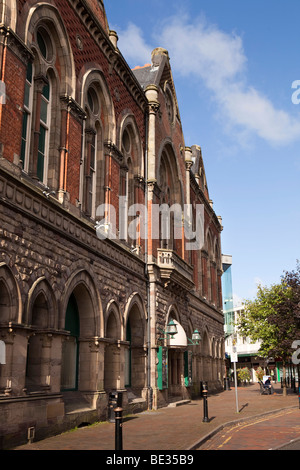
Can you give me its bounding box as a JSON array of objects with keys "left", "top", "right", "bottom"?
[
  {"left": 57, "top": 97, "right": 69, "bottom": 203},
  {"left": 50, "top": 335, "right": 62, "bottom": 393},
  {"left": 147, "top": 263, "right": 159, "bottom": 409},
  {"left": 184, "top": 147, "right": 193, "bottom": 260},
  {"left": 0, "top": 329, "right": 16, "bottom": 395},
  {"left": 104, "top": 341, "right": 121, "bottom": 390},
  {"left": 40, "top": 334, "right": 52, "bottom": 391},
  {"left": 184, "top": 147, "right": 193, "bottom": 207},
  {"left": 6, "top": 329, "right": 28, "bottom": 395},
  {"left": 145, "top": 85, "right": 159, "bottom": 180}
]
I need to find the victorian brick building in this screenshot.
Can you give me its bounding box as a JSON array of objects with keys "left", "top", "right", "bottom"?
[{"left": 0, "top": 0, "right": 225, "bottom": 448}]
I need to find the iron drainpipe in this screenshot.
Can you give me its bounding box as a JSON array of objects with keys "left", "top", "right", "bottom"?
[{"left": 145, "top": 107, "right": 153, "bottom": 410}]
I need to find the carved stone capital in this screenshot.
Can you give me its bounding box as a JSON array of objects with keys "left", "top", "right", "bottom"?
[
  {"left": 34, "top": 74, "right": 49, "bottom": 93},
  {"left": 185, "top": 160, "right": 193, "bottom": 171},
  {"left": 148, "top": 101, "right": 160, "bottom": 115}
]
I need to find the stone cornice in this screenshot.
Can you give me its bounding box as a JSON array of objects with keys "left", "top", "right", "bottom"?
[
  {"left": 0, "top": 166, "right": 146, "bottom": 280},
  {"left": 60, "top": 94, "right": 86, "bottom": 122},
  {"left": 188, "top": 291, "right": 224, "bottom": 326},
  {"left": 0, "top": 24, "right": 33, "bottom": 65},
  {"left": 104, "top": 140, "right": 124, "bottom": 163}
]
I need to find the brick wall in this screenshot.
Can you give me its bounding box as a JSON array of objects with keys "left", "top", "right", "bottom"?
[
  {"left": 0, "top": 48, "right": 25, "bottom": 162},
  {"left": 66, "top": 114, "right": 82, "bottom": 204}
]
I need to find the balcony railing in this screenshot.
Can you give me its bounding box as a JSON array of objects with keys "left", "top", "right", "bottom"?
[{"left": 157, "top": 249, "right": 194, "bottom": 290}]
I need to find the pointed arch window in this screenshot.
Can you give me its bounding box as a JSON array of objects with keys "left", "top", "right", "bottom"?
[
  {"left": 122, "top": 128, "right": 135, "bottom": 210},
  {"left": 159, "top": 151, "right": 179, "bottom": 251},
  {"left": 37, "top": 80, "right": 51, "bottom": 182},
  {"left": 83, "top": 86, "right": 101, "bottom": 218},
  {"left": 84, "top": 127, "right": 97, "bottom": 217},
  {"left": 20, "top": 62, "right": 34, "bottom": 172}
]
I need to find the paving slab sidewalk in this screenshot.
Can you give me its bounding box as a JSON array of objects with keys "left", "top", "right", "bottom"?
[{"left": 13, "top": 384, "right": 299, "bottom": 451}]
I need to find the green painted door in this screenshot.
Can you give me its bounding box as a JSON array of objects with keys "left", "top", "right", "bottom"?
[{"left": 61, "top": 294, "right": 80, "bottom": 391}]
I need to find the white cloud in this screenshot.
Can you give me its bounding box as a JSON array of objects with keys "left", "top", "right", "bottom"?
[
  {"left": 158, "top": 14, "right": 246, "bottom": 88},
  {"left": 158, "top": 14, "right": 300, "bottom": 146},
  {"left": 117, "top": 13, "right": 300, "bottom": 147},
  {"left": 219, "top": 84, "right": 300, "bottom": 145},
  {"left": 116, "top": 22, "right": 152, "bottom": 67}
]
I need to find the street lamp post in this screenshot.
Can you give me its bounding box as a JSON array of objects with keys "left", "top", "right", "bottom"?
[
  {"left": 202, "top": 382, "right": 209, "bottom": 422},
  {"left": 115, "top": 407, "right": 123, "bottom": 450},
  {"left": 165, "top": 319, "right": 178, "bottom": 339},
  {"left": 190, "top": 329, "right": 201, "bottom": 345}
]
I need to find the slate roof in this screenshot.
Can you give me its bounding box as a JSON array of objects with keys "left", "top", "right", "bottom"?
[{"left": 132, "top": 64, "right": 160, "bottom": 89}]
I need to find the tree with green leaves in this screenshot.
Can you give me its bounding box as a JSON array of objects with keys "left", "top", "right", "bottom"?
[{"left": 237, "top": 264, "right": 300, "bottom": 396}]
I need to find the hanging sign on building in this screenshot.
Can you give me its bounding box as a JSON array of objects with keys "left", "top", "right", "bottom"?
[
  {"left": 231, "top": 345, "right": 238, "bottom": 363},
  {"left": 157, "top": 346, "right": 168, "bottom": 390},
  {"left": 184, "top": 350, "right": 193, "bottom": 387}
]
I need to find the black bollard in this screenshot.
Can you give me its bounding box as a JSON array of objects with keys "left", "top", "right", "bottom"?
[
  {"left": 225, "top": 377, "right": 231, "bottom": 390},
  {"left": 114, "top": 407, "right": 123, "bottom": 450},
  {"left": 202, "top": 382, "right": 209, "bottom": 422}
]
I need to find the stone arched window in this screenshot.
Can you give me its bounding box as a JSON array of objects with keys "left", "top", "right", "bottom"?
[
  {"left": 119, "top": 119, "right": 143, "bottom": 245},
  {"left": 104, "top": 304, "right": 121, "bottom": 390},
  {"left": 124, "top": 294, "right": 146, "bottom": 393},
  {"left": 21, "top": 23, "right": 55, "bottom": 184},
  {"left": 207, "top": 231, "right": 214, "bottom": 304},
  {"left": 158, "top": 144, "right": 183, "bottom": 251},
  {"left": 20, "top": 4, "right": 75, "bottom": 189},
  {"left": 20, "top": 61, "right": 34, "bottom": 173},
  {"left": 0, "top": 264, "right": 21, "bottom": 324},
  {"left": 80, "top": 70, "right": 115, "bottom": 219},
  {"left": 83, "top": 105, "right": 98, "bottom": 218},
  {"left": 60, "top": 269, "right": 103, "bottom": 394},
  {"left": 24, "top": 277, "right": 57, "bottom": 392}
]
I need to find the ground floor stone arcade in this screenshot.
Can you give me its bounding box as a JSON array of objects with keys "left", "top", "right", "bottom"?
[{"left": 0, "top": 258, "right": 225, "bottom": 448}]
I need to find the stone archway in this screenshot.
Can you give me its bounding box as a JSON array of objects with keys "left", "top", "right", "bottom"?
[
  {"left": 61, "top": 293, "right": 80, "bottom": 391},
  {"left": 0, "top": 263, "right": 21, "bottom": 323},
  {"left": 202, "top": 329, "right": 212, "bottom": 383},
  {"left": 60, "top": 269, "right": 103, "bottom": 398},
  {"left": 25, "top": 277, "right": 58, "bottom": 393},
  {"left": 124, "top": 294, "right": 147, "bottom": 397},
  {"left": 104, "top": 303, "right": 121, "bottom": 390}
]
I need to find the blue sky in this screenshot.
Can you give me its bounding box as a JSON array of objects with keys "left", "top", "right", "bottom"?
[{"left": 105, "top": 0, "right": 300, "bottom": 305}]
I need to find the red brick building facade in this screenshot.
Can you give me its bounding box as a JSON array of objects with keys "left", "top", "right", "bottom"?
[{"left": 0, "top": 0, "right": 225, "bottom": 448}]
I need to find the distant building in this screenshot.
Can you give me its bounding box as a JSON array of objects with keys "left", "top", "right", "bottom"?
[
  {"left": 222, "top": 256, "right": 266, "bottom": 382},
  {"left": 222, "top": 255, "right": 234, "bottom": 337}
]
